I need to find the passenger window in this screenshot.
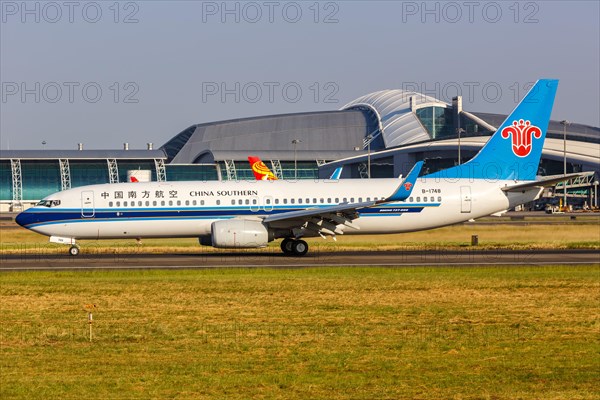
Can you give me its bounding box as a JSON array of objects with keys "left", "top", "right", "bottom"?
[
  {"left": 200, "top": 200, "right": 205, "bottom": 206},
  {"left": 231, "top": 199, "right": 236, "bottom": 205},
  {"left": 216, "top": 200, "right": 221, "bottom": 205},
  {"left": 409, "top": 197, "right": 413, "bottom": 202},
  {"left": 161, "top": 201, "right": 165, "bottom": 206},
  {"left": 116, "top": 201, "right": 121, "bottom": 207},
  {"left": 312, "top": 198, "right": 316, "bottom": 203},
  {"left": 252, "top": 199, "right": 257, "bottom": 205},
  {"left": 431, "top": 197, "right": 435, "bottom": 202},
  {"left": 238, "top": 199, "right": 242, "bottom": 205},
  {"left": 358, "top": 197, "right": 362, "bottom": 202},
  {"left": 137, "top": 201, "right": 142, "bottom": 206},
  {"left": 123, "top": 201, "right": 128, "bottom": 207},
  {"left": 109, "top": 201, "right": 113, "bottom": 207},
  {"left": 283, "top": 199, "right": 288, "bottom": 204},
  {"left": 423, "top": 197, "right": 428, "bottom": 202},
  {"left": 266, "top": 199, "right": 271, "bottom": 205},
  {"left": 367, "top": 197, "right": 371, "bottom": 202},
  {"left": 327, "top": 198, "right": 332, "bottom": 203},
  {"left": 275, "top": 199, "right": 280, "bottom": 204},
  {"left": 145, "top": 201, "right": 150, "bottom": 206},
  {"left": 350, "top": 197, "right": 355, "bottom": 203},
  {"left": 320, "top": 198, "right": 324, "bottom": 203},
  {"left": 416, "top": 197, "right": 420, "bottom": 202},
  {"left": 290, "top": 199, "right": 295, "bottom": 204},
  {"left": 153, "top": 201, "right": 157, "bottom": 206},
  {"left": 192, "top": 200, "right": 197, "bottom": 206},
  {"left": 169, "top": 201, "right": 173, "bottom": 206},
  {"left": 438, "top": 196, "right": 442, "bottom": 202},
  {"left": 177, "top": 200, "right": 181, "bottom": 206},
  {"left": 343, "top": 198, "right": 347, "bottom": 203},
  {"left": 245, "top": 199, "right": 249, "bottom": 205},
  {"left": 185, "top": 200, "right": 189, "bottom": 206},
  {"left": 335, "top": 198, "right": 339, "bottom": 203},
  {"left": 298, "top": 199, "right": 303, "bottom": 204}
]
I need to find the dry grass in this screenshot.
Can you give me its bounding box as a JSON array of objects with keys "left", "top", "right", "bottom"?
[
  {"left": 1, "top": 220, "right": 599, "bottom": 255},
  {"left": 1, "top": 266, "right": 599, "bottom": 399}
]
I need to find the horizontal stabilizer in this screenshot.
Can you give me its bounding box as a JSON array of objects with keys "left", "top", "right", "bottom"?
[{"left": 501, "top": 173, "right": 585, "bottom": 192}]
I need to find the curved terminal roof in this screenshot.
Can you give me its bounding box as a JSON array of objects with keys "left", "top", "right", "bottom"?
[
  {"left": 342, "top": 89, "right": 449, "bottom": 148},
  {"left": 161, "top": 110, "right": 377, "bottom": 164}
]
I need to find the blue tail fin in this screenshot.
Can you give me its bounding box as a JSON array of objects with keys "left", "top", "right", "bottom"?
[{"left": 426, "top": 79, "right": 558, "bottom": 181}]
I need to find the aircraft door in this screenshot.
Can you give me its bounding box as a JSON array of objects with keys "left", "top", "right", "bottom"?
[
  {"left": 81, "top": 190, "right": 95, "bottom": 218},
  {"left": 460, "top": 186, "right": 472, "bottom": 213}
]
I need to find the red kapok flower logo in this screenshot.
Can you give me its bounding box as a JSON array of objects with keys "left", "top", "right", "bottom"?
[{"left": 501, "top": 119, "right": 542, "bottom": 158}]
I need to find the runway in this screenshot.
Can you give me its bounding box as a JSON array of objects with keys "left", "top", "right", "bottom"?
[{"left": 1, "top": 249, "right": 598, "bottom": 271}]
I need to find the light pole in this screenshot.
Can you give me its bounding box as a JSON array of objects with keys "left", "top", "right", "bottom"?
[
  {"left": 366, "top": 134, "right": 373, "bottom": 179},
  {"left": 594, "top": 180, "right": 599, "bottom": 209},
  {"left": 291, "top": 139, "right": 301, "bottom": 180},
  {"left": 456, "top": 128, "right": 465, "bottom": 165},
  {"left": 560, "top": 120, "right": 570, "bottom": 209}
]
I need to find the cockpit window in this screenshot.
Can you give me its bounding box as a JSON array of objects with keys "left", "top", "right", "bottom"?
[{"left": 36, "top": 200, "right": 61, "bottom": 207}]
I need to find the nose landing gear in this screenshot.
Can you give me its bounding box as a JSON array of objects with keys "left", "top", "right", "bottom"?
[
  {"left": 280, "top": 238, "right": 309, "bottom": 256},
  {"left": 68, "top": 245, "right": 80, "bottom": 256}
]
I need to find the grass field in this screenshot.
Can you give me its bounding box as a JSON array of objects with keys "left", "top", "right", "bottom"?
[
  {"left": 1, "top": 266, "right": 599, "bottom": 399},
  {"left": 1, "top": 217, "right": 599, "bottom": 254}
]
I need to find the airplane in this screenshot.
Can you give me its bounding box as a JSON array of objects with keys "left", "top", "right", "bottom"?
[
  {"left": 16, "top": 79, "right": 578, "bottom": 257},
  {"left": 248, "top": 156, "right": 277, "bottom": 180},
  {"left": 249, "top": 156, "right": 343, "bottom": 181}
]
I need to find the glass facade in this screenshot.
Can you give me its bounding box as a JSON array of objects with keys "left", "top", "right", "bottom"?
[
  {"left": 459, "top": 114, "right": 493, "bottom": 136},
  {"left": 217, "top": 161, "right": 319, "bottom": 181},
  {"left": 166, "top": 165, "right": 218, "bottom": 181},
  {"left": 279, "top": 162, "right": 319, "bottom": 180},
  {"left": 0, "top": 161, "right": 12, "bottom": 201},
  {"left": 70, "top": 161, "right": 110, "bottom": 188},
  {"left": 415, "top": 106, "right": 454, "bottom": 139},
  {"left": 21, "top": 161, "right": 61, "bottom": 200}
]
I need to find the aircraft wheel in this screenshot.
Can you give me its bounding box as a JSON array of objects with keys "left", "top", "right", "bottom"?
[
  {"left": 281, "top": 238, "right": 294, "bottom": 255},
  {"left": 69, "top": 246, "right": 80, "bottom": 256},
  {"left": 291, "top": 240, "right": 309, "bottom": 257}
]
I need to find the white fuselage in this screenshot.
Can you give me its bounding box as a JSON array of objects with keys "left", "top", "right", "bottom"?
[{"left": 19, "top": 177, "right": 540, "bottom": 240}]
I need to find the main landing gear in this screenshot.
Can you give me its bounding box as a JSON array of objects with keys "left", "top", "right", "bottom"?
[{"left": 280, "top": 238, "right": 309, "bottom": 256}]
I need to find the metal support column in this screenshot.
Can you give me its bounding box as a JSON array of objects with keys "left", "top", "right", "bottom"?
[
  {"left": 154, "top": 158, "right": 167, "bottom": 182},
  {"left": 269, "top": 160, "right": 283, "bottom": 179},
  {"left": 224, "top": 160, "right": 237, "bottom": 181},
  {"left": 107, "top": 159, "right": 119, "bottom": 184},
  {"left": 10, "top": 159, "right": 22, "bottom": 210},
  {"left": 59, "top": 159, "right": 71, "bottom": 191}
]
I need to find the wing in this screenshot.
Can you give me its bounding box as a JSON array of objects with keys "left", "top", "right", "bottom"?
[{"left": 263, "top": 161, "right": 423, "bottom": 239}]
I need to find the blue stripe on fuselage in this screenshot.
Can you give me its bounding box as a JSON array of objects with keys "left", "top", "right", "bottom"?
[{"left": 18, "top": 204, "right": 439, "bottom": 229}]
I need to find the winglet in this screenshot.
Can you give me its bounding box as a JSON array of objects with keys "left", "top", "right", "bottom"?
[
  {"left": 330, "top": 166, "right": 343, "bottom": 180},
  {"left": 385, "top": 161, "right": 423, "bottom": 202}
]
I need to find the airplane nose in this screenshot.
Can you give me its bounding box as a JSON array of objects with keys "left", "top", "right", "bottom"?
[{"left": 15, "top": 211, "right": 31, "bottom": 227}]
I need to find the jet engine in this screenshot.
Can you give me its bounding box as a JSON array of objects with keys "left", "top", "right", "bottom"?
[{"left": 208, "top": 220, "right": 272, "bottom": 248}]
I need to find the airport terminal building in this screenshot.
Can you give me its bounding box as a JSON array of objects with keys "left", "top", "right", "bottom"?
[{"left": 1, "top": 89, "right": 599, "bottom": 211}]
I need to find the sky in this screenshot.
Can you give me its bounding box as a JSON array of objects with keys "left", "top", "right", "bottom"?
[{"left": 1, "top": 0, "right": 598, "bottom": 150}]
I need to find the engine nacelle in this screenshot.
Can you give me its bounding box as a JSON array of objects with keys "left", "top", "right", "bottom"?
[{"left": 210, "top": 220, "right": 271, "bottom": 248}]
